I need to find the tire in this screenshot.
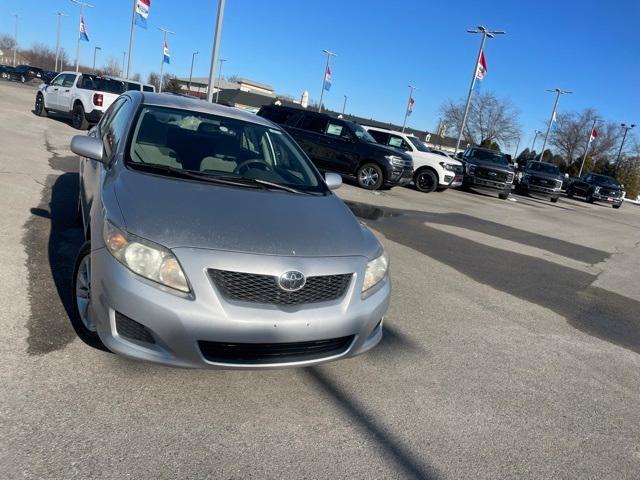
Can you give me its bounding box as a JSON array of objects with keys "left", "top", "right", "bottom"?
[
  {"left": 35, "top": 93, "right": 47, "bottom": 117},
  {"left": 357, "top": 163, "right": 384, "bottom": 190},
  {"left": 414, "top": 169, "right": 438, "bottom": 193},
  {"left": 550, "top": 196, "right": 559, "bottom": 203},
  {"left": 612, "top": 204, "right": 621, "bottom": 209},
  {"left": 498, "top": 192, "right": 510, "bottom": 200},
  {"left": 70, "top": 241, "right": 109, "bottom": 352},
  {"left": 72, "top": 103, "right": 90, "bottom": 130},
  {"left": 20, "top": 75, "right": 26, "bottom": 83},
  {"left": 566, "top": 186, "right": 574, "bottom": 198},
  {"left": 586, "top": 190, "right": 594, "bottom": 203}
]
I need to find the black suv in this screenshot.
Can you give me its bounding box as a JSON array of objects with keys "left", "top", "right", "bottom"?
[
  {"left": 10, "top": 65, "right": 43, "bottom": 83},
  {"left": 515, "top": 161, "right": 563, "bottom": 203},
  {"left": 460, "top": 147, "right": 514, "bottom": 199},
  {"left": 567, "top": 173, "right": 624, "bottom": 209},
  {"left": 257, "top": 105, "right": 413, "bottom": 190}
]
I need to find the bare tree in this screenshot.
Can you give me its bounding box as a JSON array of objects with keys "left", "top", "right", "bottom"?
[
  {"left": 131, "top": 73, "right": 141, "bottom": 82},
  {"left": 101, "top": 57, "right": 121, "bottom": 76},
  {"left": 163, "top": 74, "right": 182, "bottom": 93},
  {"left": 440, "top": 92, "right": 521, "bottom": 148},
  {"left": 147, "top": 72, "right": 161, "bottom": 91}
]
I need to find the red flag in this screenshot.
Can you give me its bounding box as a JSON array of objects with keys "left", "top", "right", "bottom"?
[
  {"left": 475, "top": 51, "right": 488, "bottom": 80},
  {"left": 589, "top": 128, "right": 598, "bottom": 142}
]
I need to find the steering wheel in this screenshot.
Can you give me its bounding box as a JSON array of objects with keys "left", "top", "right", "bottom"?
[{"left": 234, "top": 159, "right": 271, "bottom": 175}]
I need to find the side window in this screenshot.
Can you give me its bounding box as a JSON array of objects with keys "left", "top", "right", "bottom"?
[
  {"left": 387, "top": 135, "right": 404, "bottom": 148},
  {"left": 299, "top": 115, "right": 328, "bottom": 134},
  {"left": 583, "top": 174, "right": 592, "bottom": 182},
  {"left": 325, "top": 121, "right": 344, "bottom": 137},
  {"left": 368, "top": 130, "right": 389, "bottom": 145},
  {"left": 101, "top": 98, "right": 134, "bottom": 160},
  {"left": 50, "top": 74, "right": 65, "bottom": 87},
  {"left": 62, "top": 74, "right": 77, "bottom": 88}
]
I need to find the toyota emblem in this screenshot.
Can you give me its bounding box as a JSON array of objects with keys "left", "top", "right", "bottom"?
[{"left": 278, "top": 271, "right": 306, "bottom": 292}]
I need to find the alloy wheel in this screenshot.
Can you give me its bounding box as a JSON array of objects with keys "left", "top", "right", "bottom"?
[
  {"left": 359, "top": 167, "right": 379, "bottom": 187},
  {"left": 75, "top": 255, "right": 96, "bottom": 332}
]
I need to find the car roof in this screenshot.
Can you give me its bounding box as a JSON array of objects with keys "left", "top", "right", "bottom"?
[
  {"left": 362, "top": 125, "right": 412, "bottom": 136},
  {"left": 137, "top": 91, "right": 276, "bottom": 128}
]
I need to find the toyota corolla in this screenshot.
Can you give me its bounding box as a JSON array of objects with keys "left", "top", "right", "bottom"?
[{"left": 70, "top": 91, "right": 390, "bottom": 368}]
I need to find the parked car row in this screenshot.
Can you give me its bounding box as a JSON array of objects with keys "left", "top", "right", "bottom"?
[{"left": 0, "top": 64, "right": 58, "bottom": 83}]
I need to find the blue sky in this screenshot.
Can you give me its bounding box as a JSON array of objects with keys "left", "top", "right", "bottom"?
[{"left": 1, "top": 0, "right": 638, "bottom": 150}]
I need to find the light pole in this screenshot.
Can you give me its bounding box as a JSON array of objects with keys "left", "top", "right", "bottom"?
[
  {"left": 342, "top": 95, "right": 347, "bottom": 115},
  {"left": 207, "top": 0, "right": 226, "bottom": 102},
  {"left": 54, "top": 12, "right": 67, "bottom": 71},
  {"left": 157, "top": 27, "right": 174, "bottom": 93},
  {"left": 71, "top": 0, "right": 94, "bottom": 73},
  {"left": 92, "top": 46, "right": 101, "bottom": 72},
  {"left": 615, "top": 123, "right": 636, "bottom": 165},
  {"left": 578, "top": 118, "right": 599, "bottom": 177},
  {"left": 512, "top": 137, "right": 520, "bottom": 161},
  {"left": 402, "top": 84, "right": 416, "bottom": 133},
  {"left": 121, "top": 51, "right": 126, "bottom": 77},
  {"left": 188, "top": 51, "right": 199, "bottom": 92},
  {"left": 125, "top": 0, "right": 137, "bottom": 79},
  {"left": 215, "top": 58, "right": 226, "bottom": 103},
  {"left": 531, "top": 129, "right": 543, "bottom": 152},
  {"left": 539, "top": 88, "right": 572, "bottom": 161},
  {"left": 454, "top": 26, "right": 505, "bottom": 154},
  {"left": 318, "top": 49, "right": 336, "bottom": 113},
  {"left": 12, "top": 14, "right": 19, "bottom": 67}
]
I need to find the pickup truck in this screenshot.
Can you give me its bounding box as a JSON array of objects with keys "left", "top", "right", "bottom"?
[
  {"left": 566, "top": 172, "right": 624, "bottom": 209},
  {"left": 515, "top": 161, "right": 563, "bottom": 203},
  {"left": 34, "top": 71, "right": 126, "bottom": 129},
  {"left": 460, "top": 147, "right": 515, "bottom": 200}
]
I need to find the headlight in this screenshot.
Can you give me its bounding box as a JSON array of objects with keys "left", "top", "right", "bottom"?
[
  {"left": 385, "top": 155, "right": 405, "bottom": 167},
  {"left": 439, "top": 161, "right": 456, "bottom": 171},
  {"left": 467, "top": 164, "right": 476, "bottom": 175},
  {"left": 362, "top": 250, "right": 389, "bottom": 293},
  {"left": 104, "top": 220, "right": 190, "bottom": 293},
  {"left": 594, "top": 186, "right": 600, "bottom": 194}
]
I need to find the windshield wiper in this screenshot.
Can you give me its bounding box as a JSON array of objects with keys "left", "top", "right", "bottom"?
[
  {"left": 205, "top": 175, "right": 312, "bottom": 195},
  {"left": 129, "top": 163, "right": 262, "bottom": 189}
]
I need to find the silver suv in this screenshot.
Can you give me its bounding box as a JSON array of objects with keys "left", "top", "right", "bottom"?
[{"left": 70, "top": 91, "right": 390, "bottom": 368}]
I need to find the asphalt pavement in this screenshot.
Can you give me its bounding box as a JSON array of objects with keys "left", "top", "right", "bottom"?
[{"left": 1, "top": 81, "right": 639, "bottom": 479}]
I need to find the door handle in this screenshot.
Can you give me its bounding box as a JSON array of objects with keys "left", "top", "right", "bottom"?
[
  {"left": 65, "top": 89, "right": 70, "bottom": 92},
  {"left": 53, "top": 87, "right": 59, "bottom": 91}
]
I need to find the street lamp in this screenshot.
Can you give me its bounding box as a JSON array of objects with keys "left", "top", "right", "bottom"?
[
  {"left": 616, "top": 123, "right": 636, "bottom": 164},
  {"left": 121, "top": 51, "right": 126, "bottom": 77},
  {"left": 538, "top": 88, "right": 572, "bottom": 161},
  {"left": 215, "top": 58, "right": 226, "bottom": 103},
  {"left": 342, "top": 95, "right": 347, "bottom": 115},
  {"left": 12, "top": 14, "right": 19, "bottom": 67},
  {"left": 188, "top": 51, "right": 199, "bottom": 92},
  {"left": 207, "top": 0, "right": 226, "bottom": 102},
  {"left": 454, "top": 25, "right": 505, "bottom": 154},
  {"left": 54, "top": 12, "right": 68, "bottom": 71},
  {"left": 318, "top": 49, "right": 336, "bottom": 113},
  {"left": 531, "top": 129, "right": 543, "bottom": 152},
  {"left": 92, "top": 46, "right": 101, "bottom": 72}
]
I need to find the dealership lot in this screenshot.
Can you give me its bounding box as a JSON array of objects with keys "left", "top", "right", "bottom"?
[{"left": 1, "top": 82, "right": 640, "bottom": 479}]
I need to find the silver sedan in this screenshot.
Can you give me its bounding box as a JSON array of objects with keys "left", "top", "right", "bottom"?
[{"left": 70, "top": 91, "right": 391, "bottom": 368}]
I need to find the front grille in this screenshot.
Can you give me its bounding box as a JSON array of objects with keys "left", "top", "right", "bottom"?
[
  {"left": 209, "top": 269, "right": 352, "bottom": 306},
  {"left": 475, "top": 167, "right": 509, "bottom": 183},
  {"left": 530, "top": 176, "right": 561, "bottom": 188},
  {"left": 599, "top": 188, "right": 621, "bottom": 197},
  {"left": 198, "top": 335, "right": 354, "bottom": 364},
  {"left": 115, "top": 312, "right": 155, "bottom": 344}
]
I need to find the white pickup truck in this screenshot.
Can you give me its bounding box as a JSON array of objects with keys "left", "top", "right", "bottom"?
[
  {"left": 34, "top": 71, "right": 126, "bottom": 129},
  {"left": 365, "top": 126, "right": 463, "bottom": 193}
]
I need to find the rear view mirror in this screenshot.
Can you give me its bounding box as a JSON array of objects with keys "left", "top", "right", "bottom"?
[
  {"left": 71, "top": 135, "right": 104, "bottom": 162},
  {"left": 324, "top": 172, "right": 342, "bottom": 190}
]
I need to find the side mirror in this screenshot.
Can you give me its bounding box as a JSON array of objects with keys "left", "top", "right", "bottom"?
[
  {"left": 71, "top": 135, "right": 104, "bottom": 162},
  {"left": 324, "top": 172, "right": 342, "bottom": 191}
]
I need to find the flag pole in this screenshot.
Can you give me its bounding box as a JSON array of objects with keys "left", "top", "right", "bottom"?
[
  {"left": 71, "top": 0, "right": 94, "bottom": 73},
  {"left": 157, "top": 27, "right": 174, "bottom": 93},
  {"left": 318, "top": 49, "right": 336, "bottom": 113},
  {"left": 538, "top": 88, "right": 571, "bottom": 161},
  {"left": 578, "top": 119, "right": 598, "bottom": 177},
  {"left": 402, "top": 85, "right": 415, "bottom": 133},
  {"left": 126, "top": 0, "right": 137, "bottom": 79}
]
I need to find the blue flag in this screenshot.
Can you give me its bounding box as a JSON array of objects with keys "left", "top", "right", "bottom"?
[
  {"left": 79, "top": 16, "right": 89, "bottom": 42},
  {"left": 135, "top": 0, "right": 150, "bottom": 29}
]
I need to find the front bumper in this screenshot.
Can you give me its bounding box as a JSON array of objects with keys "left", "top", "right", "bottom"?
[
  {"left": 90, "top": 247, "right": 391, "bottom": 368},
  {"left": 463, "top": 175, "right": 512, "bottom": 194},
  {"left": 85, "top": 110, "right": 104, "bottom": 124},
  {"left": 521, "top": 182, "right": 561, "bottom": 198},
  {"left": 592, "top": 192, "right": 623, "bottom": 205},
  {"left": 386, "top": 164, "right": 414, "bottom": 187}
]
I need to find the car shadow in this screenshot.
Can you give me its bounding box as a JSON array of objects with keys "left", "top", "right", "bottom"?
[
  {"left": 23, "top": 155, "right": 83, "bottom": 355},
  {"left": 32, "top": 109, "right": 75, "bottom": 128}
]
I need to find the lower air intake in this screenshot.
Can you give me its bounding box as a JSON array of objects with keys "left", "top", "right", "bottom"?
[{"left": 115, "top": 312, "right": 155, "bottom": 344}]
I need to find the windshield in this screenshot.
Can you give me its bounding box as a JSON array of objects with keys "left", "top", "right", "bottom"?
[
  {"left": 592, "top": 174, "right": 620, "bottom": 187},
  {"left": 528, "top": 162, "right": 560, "bottom": 175},
  {"left": 466, "top": 148, "right": 509, "bottom": 165},
  {"left": 348, "top": 122, "right": 377, "bottom": 143},
  {"left": 407, "top": 136, "right": 430, "bottom": 153},
  {"left": 128, "top": 106, "right": 327, "bottom": 193},
  {"left": 78, "top": 75, "right": 126, "bottom": 94}
]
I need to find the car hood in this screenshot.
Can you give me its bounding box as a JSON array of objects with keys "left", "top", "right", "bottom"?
[
  {"left": 466, "top": 158, "right": 513, "bottom": 172},
  {"left": 413, "top": 151, "right": 462, "bottom": 165},
  {"left": 593, "top": 181, "right": 622, "bottom": 190},
  {"left": 525, "top": 170, "right": 562, "bottom": 181},
  {"left": 113, "top": 169, "right": 378, "bottom": 257}
]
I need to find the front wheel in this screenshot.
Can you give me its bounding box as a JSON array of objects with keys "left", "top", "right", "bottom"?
[
  {"left": 414, "top": 169, "right": 438, "bottom": 193},
  {"left": 613, "top": 204, "right": 621, "bottom": 209},
  {"left": 72, "top": 103, "right": 90, "bottom": 130},
  {"left": 498, "top": 192, "right": 510, "bottom": 200},
  {"left": 35, "top": 93, "right": 47, "bottom": 117},
  {"left": 71, "top": 241, "right": 109, "bottom": 351},
  {"left": 357, "top": 163, "right": 384, "bottom": 190},
  {"left": 550, "top": 196, "right": 559, "bottom": 203}
]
